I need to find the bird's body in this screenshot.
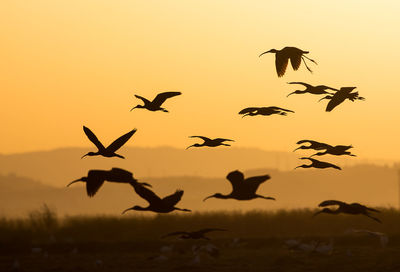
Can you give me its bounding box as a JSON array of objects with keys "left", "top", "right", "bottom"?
[
  {"left": 259, "top": 47, "right": 317, "bottom": 77},
  {"left": 203, "top": 170, "right": 275, "bottom": 201},
  {"left": 319, "top": 87, "right": 365, "bottom": 112},
  {"left": 286, "top": 82, "right": 338, "bottom": 97},
  {"left": 81, "top": 126, "right": 136, "bottom": 159},
  {"left": 67, "top": 168, "right": 151, "bottom": 197},
  {"left": 314, "top": 200, "right": 381, "bottom": 223},
  {"left": 239, "top": 106, "right": 294, "bottom": 117},
  {"left": 131, "top": 91, "right": 181, "bottom": 112},
  {"left": 122, "top": 182, "right": 191, "bottom": 214},
  {"left": 186, "top": 136, "right": 234, "bottom": 149},
  {"left": 294, "top": 157, "right": 341, "bottom": 170},
  {"left": 293, "top": 140, "right": 333, "bottom": 152},
  {"left": 311, "top": 145, "right": 356, "bottom": 157},
  {"left": 162, "top": 228, "right": 227, "bottom": 240}
]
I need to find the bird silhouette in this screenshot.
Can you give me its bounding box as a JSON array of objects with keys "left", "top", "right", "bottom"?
[
  {"left": 67, "top": 168, "right": 151, "bottom": 197},
  {"left": 311, "top": 145, "right": 356, "bottom": 157},
  {"left": 203, "top": 170, "right": 275, "bottom": 201},
  {"left": 186, "top": 136, "right": 234, "bottom": 149},
  {"left": 286, "top": 82, "right": 338, "bottom": 97},
  {"left": 319, "top": 87, "right": 365, "bottom": 112},
  {"left": 130, "top": 91, "right": 181, "bottom": 112},
  {"left": 81, "top": 126, "right": 136, "bottom": 159},
  {"left": 293, "top": 139, "right": 333, "bottom": 152},
  {"left": 314, "top": 200, "right": 381, "bottom": 223},
  {"left": 122, "top": 182, "right": 191, "bottom": 214},
  {"left": 239, "top": 106, "right": 294, "bottom": 117},
  {"left": 259, "top": 47, "right": 317, "bottom": 77},
  {"left": 294, "top": 157, "right": 341, "bottom": 170},
  {"left": 162, "top": 228, "right": 227, "bottom": 240}
]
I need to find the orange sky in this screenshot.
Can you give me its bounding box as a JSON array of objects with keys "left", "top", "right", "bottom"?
[{"left": 1, "top": 1, "right": 399, "bottom": 160}]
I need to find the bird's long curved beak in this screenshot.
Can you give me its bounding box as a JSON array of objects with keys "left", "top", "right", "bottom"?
[
  {"left": 293, "top": 146, "right": 302, "bottom": 152},
  {"left": 318, "top": 96, "right": 330, "bottom": 102},
  {"left": 66, "top": 178, "right": 81, "bottom": 187},
  {"left": 286, "top": 92, "right": 296, "bottom": 97},
  {"left": 312, "top": 210, "right": 323, "bottom": 217},
  {"left": 81, "top": 154, "right": 88, "bottom": 159},
  {"left": 258, "top": 50, "right": 272, "bottom": 57},
  {"left": 121, "top": 207, "right": 133, "bottom": 215},
  {"left": 130, "top": 106, "right": 138, "bottom": 112},
  {"left": 186, "top": 145, "right": 195, "bottom": 150},
  {"left": 203, "top": 195, "right": 213, "bottom": 202}
]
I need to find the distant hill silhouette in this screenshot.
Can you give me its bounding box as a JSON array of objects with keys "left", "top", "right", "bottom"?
[
  {"left": 0, "top": 164, "right": 397, "bottom": 217},
  {"left": 0, "top": 146, "right": 393, "bottom": 187}
]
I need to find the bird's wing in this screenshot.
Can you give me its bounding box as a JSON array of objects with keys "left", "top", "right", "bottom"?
[
  {"left": 245, "top": 174, "right": 271, "bottom": 194},
  {"left": 152, "top": 92, "right": 182, "bottom": 107},
  {"left": 318, "top": 200, "right": 347, "bottom": 207},
  {"left": 189, "top": 136, "right": 211, "bottom": 142},
  {"left": 109, "top": 168, "right": 134, "bottom": 182},
  {"left": 326, "top": 87, "right": 356, "bottom": 112},
  {"left": 134, "top": 95, "right": 151, "bottom": 104},
  {"left": 226, "top": 170, "right": 245, "bottom": 191},
  {"left": 83, "top": 126, "right": 105, "bottom": 151},
  {"left": 196, "top": 228, "right": 227, "bottom": 235},
  {"left": 238, "top": 107, "right": 259, "bottom": 115},
  {"left": 275, "top": 53, "right": 289, "bottom": 77},
  {"left": 326, "top": 96, "right": 345, "bottom": 112},
  {"left": 162, "top": 231, "right": 189, "bottom": 238},
  {"left": 129, "top": 182, "right": 161, "bottom": 204},
  {"left": 162, "top": 190, "right": 184, "bottom": 207},
  {"left": 267, "top": 106, "right": 294, "bottom": 113},
  {"left": 106, "top": 129, "right": 137, "bottom": 152},
  {"left": 289, "top": 54, "right": 302, "bottom": 71},
  {"left": 86, "top": 179, "right": 105, "bottom": 197},
  {"left": 287, "top": 82, "right": 312, "bottom": 88}
]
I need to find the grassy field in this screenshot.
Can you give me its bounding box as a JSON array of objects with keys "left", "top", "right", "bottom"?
[{"left": 1, "top": 205, "right": 400, "bottom": 271}]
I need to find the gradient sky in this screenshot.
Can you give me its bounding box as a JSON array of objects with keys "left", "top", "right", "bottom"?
[{"left": 1, "top": 1, "right": 399, "bottom": 160}]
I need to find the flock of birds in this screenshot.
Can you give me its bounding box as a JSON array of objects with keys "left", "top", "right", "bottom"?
[{"left": 67, "top": 46, "right": 380, "bottom": 242}]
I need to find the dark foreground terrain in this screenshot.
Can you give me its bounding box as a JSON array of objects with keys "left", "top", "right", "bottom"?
[{"left": 1, "top": 206, "right": 400, "bottom": 272}]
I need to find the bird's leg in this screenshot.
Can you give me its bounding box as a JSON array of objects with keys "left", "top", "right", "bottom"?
[
  {"left": 174, "top": 207, "right": 192, "bottom": 212},
  {"left": 364, "top": 213, "right": 382, "bottom": 223},
  {"left": 161, "top": 108, "right": 169, "bottom": 112},
  {"left": 303, "top": 55, "right": 317, "bottom": 65},
  {"left": 256, "top": 194, "right": 276, "bottom": 201},
  {"left": 301, "top": 57, "right": 313, "bottom": 73}
]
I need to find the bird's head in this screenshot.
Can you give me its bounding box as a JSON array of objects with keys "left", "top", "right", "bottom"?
[
  {"left": 130, "top": 105, "right": 145, "bottom": 111},
  {"left": 81, "top": 152, "right": 97, "bottom": 159},
  {"left": 186, "top": 144, "right": 201, "bottom": 149},
  {"left": 66, "top": 177, "right": 87, "bottom": 187},
  {"left": 203, "top": 193, "right": 224, "bottom": 202},
  {"left": 121, "top": 205, "right": 145, "bottom": 214},
  {"left": 259, "top": 49, "right": 277, "bottom": 57}
]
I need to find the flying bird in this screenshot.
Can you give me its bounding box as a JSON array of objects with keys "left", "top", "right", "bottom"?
[
  {"left": 314, "top": 200, "right": 381, "bottom": 223},
  {"left": 259, "top": 47, "right": 317, "bottom": 77},
  {"left": 130, "top": 91, "right": 181, "bottom": 112},
  {"left": 286, "top": 82, "right": 338, "bottom": 97},
  {"left": 239, "top": 106, "right": 294, "bottom": 117},
  {"left": 293, "top": 140, "right": 332, "bottom": 152},
  {"left": 186, "top": 136, "right": 234, "bottom": 149},
  {"left": 319, "top": 87, "right": 365, "bottom": 112},
  {"left": 81, "top": 126, "right": 136, "bottom": 159},
  {"left": 67, "top": 168, "right": 151, "bottom": 197},
  {"left": 203, "top": 170, "right": 275, "bottom": 201},
  {"left": 294, "top": 157, "right": 341, "bottom": 170},
  {"left": 311, "top": 145, "right": 356, "bottom": 157},
  {"left": 122, "top": 182, "right": 191, "bottom": 214},
  {"left": 162, "top": 228, "right": 227, "bottom": 240}
]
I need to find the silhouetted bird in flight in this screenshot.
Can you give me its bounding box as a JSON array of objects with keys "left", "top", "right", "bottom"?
[
  {"left": 293, "top": 140, "right": 332, "bottom": 152},
  {"left": 162, "top": 228, "right": 227, "bottom": 240},
  {"left": 311, "top": 145, "right": 356, "bottom": 157},
  {"left": 67, "top": 168, "right": 151, "bottom": 197},
  {"left": 294, "top": 157, "right": 341, "bottom": 170},
  {"left": 186, "top": 136, "right": 234, "bottom": 149},
  {"left": 81, "top": 126, "right": 136, "bottom": 159},
  {"left": 122, "top": 182, "right": 191, "bottom": 214},
  {"left": 319, "top": 87, "right": 365, "bottom": 112},
  {"left": 130, "top": 91, "right": 181, "bottom": 112},
  {"left": 314, "top": 200, "right": 381, "bottom": 223},
  {"left": 239, "top": 106, "right": 294, "bottom": 117},
  {"left": 286, "top": 82, "right": 338, "bottom": 97},
  {"left": 259, "top": 47, "right": 317, "bottom": 77},
  {"left": 203, "top": 170, "right": 275, "bottom": 201}
]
